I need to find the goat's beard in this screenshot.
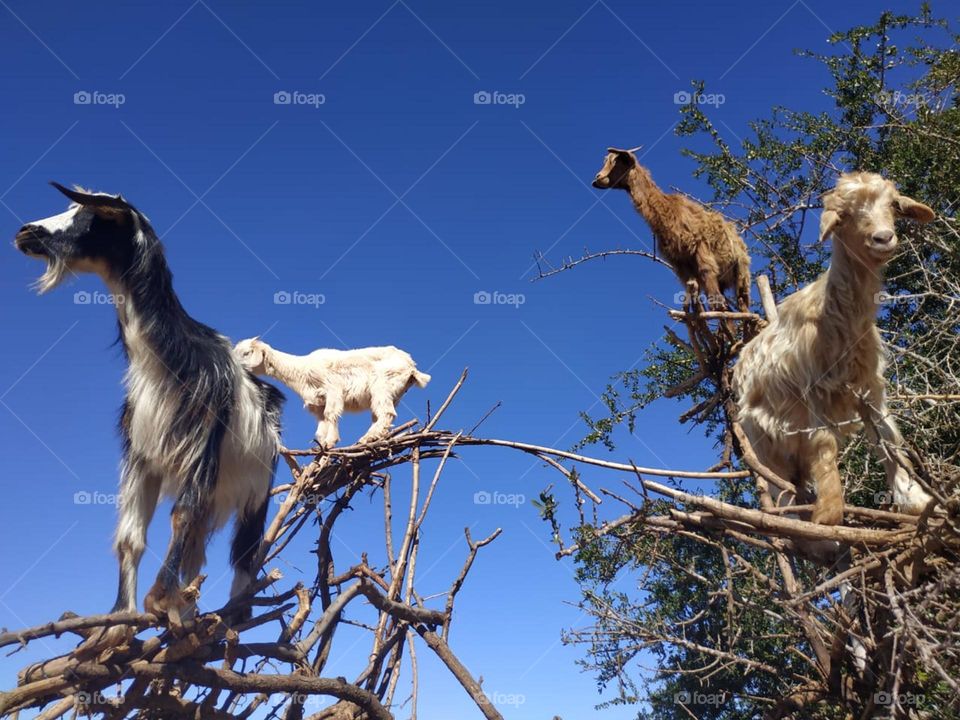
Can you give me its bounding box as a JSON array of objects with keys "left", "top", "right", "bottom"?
[{"left": 32, "top": 256, "right": 69, "bottom": 294}]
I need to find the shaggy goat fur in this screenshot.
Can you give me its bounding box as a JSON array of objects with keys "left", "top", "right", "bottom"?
[
  {"left": 15, "top": 184, "right": 284, "bottom": 618},
  {"left": 593, "top": 147, "right": 752, "bottom": 313},
  {"left": 235, "top": 338, "right": 430, "bottom": 449},
  {"left": 734, "top": 172, "right": 936, "bottom": 528}
]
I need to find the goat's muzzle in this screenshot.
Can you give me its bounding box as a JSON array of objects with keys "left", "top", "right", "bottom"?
[
  {"left": 592, "top": 175, "right": 610, "bottom": 189},
  {"left": 14, "top": 226, "right": 50, "bottom": 257},
  {"left": 868, "top": 229, "right": 898, "bottom": 256}
]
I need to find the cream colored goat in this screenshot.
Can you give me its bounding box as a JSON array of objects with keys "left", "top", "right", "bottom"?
[
  {"left": 235, "top": 338, "right": 430, "bottom": 449},
  {"left": 734, "top": 172, "right": 936, "bottom": 527}
]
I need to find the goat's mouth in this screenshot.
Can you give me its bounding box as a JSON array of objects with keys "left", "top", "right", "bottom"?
[
  {"left": 15, "top": 230, "right": 69, "bottom": 293},
  {"left": 14, "top": 229, "right": 51, "bottom": 259},
  {"left": 866, "top": 240, "right": 898, "bottom": 258},
  {"left": 592, "top": 176, "right": 611, "bottom": 189}
]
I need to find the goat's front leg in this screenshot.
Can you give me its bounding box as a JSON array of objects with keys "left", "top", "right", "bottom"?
[
  {"left": 860, "top": 390, "right": 933, "bottom": 515},
  {"left": 806, "top": 431, "right": 844, "bottom": 526},
  {"left": 112, "top": 454, "right": 162, "bottom": 613},
  {"left": 310, "top": 396, "right": 342, "bottom": 450},
  {"left": 358, "top": 395, "right": 397, "bottom": 444},
  {"left": 76, "top": 454, "right": 162, "bottom": 656},
  {"left": 695, "top": 247, "right": 725, "bottom": 311},
  {"left": 695, "top": 248, "right": 735, "bottom": 336}
]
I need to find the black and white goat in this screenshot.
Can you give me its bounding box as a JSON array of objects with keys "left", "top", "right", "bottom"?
[{"left": 14, "top": 183, "right": 284, "bottom": 619}]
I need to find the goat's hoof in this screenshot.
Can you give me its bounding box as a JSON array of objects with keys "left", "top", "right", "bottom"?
[
  {"left": 72, "top": 623, "right": 135, "bottom": 660},
  {"left": 144, "top": 584, "right": 185, "bottom": 618},
  {"left": 811, "top": 506, "right": 843, "bottom": 526}
]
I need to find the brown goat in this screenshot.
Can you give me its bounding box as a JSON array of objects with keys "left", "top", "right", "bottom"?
[{"left": 593, "top": 147, "right": 751, "bottom": 313}]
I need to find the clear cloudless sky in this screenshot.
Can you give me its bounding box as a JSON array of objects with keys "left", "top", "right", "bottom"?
[{"left": 0, "top": 1, "right": 905, "bottom": 717}]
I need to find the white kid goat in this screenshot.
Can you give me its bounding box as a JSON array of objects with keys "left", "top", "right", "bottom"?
[{"left": 235, "top": 338, "right": 430, "bottom": 449}]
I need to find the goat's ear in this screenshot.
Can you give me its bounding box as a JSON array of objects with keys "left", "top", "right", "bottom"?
[
  {"left": 819, "top": 209, "right": 840, "bottom": 242},
  {"left": 50, "top": 182, "right": 131, "bottom": 215},
  {"left": 895, "top": 195, "right": 935, "bottom": 224},
  {"left": 607, "top": 147, "right": 638, "bottom": 166}
]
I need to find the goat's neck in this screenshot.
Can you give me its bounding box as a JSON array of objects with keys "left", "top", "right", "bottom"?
[
  {"left": 108, "top": 246, "right": 191, "bottom": 361},
  {"left": 625, "top": 165, "right": 672, "bottom": 238},
  {"left": 261, "top": 349, "right": 314, "bottom": 396},
  {"left": 824, "top": 239, "right": 885, "bottom": 332}
]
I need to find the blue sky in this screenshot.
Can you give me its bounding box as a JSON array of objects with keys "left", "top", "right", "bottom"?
[{"left": 0, "top": 1, "right": 903, "bottom": 717}]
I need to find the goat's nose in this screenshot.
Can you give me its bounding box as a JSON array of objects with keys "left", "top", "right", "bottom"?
[
  {"left": 15, "top": 225, "right": 40, "bottom": 244},
  {"left": 14, "top": 225, "right": 48, "bottom": 254},
  {"left": 872, "top": 229, "right": 895, "bottom": 244}
]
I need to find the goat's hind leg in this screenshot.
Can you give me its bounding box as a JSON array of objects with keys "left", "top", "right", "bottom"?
[
  {"left": 227, "top": 490, "right": 271, "bottom": 622},
  {"left": 807, "top": 431, "right": 843, "bottom": 526},
  {"left": 145, "top": 446, "right": 221, "bottom": 619},
  {"left": 358, "top": 396, "right": 397, "bottom": 444}
]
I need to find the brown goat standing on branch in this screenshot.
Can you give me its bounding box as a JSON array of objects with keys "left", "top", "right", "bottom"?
[
  {"left": 592, "top": 146, "right": 752, "bottom": 313},
  {"left": 734, "top": 172, "right": 936, "bottom": 527}
]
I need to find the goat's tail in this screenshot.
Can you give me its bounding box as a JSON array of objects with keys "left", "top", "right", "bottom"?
[{"left": 412, "top": 370, "right": 432, "bottom": 388}]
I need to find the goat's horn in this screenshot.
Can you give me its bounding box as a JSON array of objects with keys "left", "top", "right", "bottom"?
[{"left": 50, "top": 182, "right": 129, "bottom": 209}]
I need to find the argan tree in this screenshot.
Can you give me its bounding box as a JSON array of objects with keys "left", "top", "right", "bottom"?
[{"left": 538, "top": 6, "right": 960, "bottom": 718}]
